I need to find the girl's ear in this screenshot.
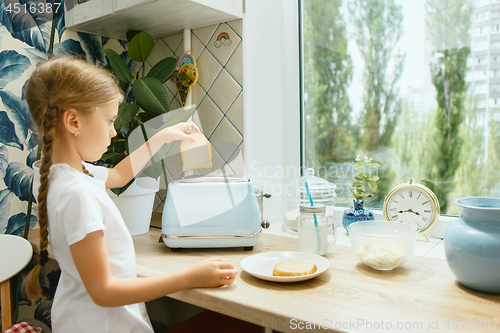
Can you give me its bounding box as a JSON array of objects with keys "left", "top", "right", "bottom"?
[{"left": 61, "top": 108, "right": 80, "bottom": 135}]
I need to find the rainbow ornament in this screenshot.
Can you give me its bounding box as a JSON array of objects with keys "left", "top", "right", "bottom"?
[
  {"left": 217, "top": 32, "right": 230, "bottom": 41},
  {"left": 214, "top": 32, "right": 232, "bottom": 48}
]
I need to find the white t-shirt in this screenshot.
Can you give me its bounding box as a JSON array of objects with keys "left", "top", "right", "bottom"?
[{"left": 33, "top": 161, "right": 153, "bottom": 333}]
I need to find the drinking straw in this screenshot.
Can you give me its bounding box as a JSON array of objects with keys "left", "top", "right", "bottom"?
[{"left": 304, "top": 182, "right": 321, "bottom": 253}]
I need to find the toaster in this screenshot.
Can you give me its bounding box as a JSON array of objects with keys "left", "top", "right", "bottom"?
[{"left": 161, "top": 175, "right": 270, "bottom": 250}]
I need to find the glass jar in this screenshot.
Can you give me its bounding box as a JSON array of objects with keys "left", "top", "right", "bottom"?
[
  {"left": 298, "top": 204, "right": 336, "bottom": 255},
  {"left": 283, "top": 168, "right": 336, "bottom": 233}
]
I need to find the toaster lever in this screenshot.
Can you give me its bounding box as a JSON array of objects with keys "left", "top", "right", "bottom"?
[{"left": 261, "top": 220, "right": 270, "bottom": 229}]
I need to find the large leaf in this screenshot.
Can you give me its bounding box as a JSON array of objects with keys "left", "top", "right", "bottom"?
[
  {"left": 6, "top": 212, "right": 37, "bottom": 236},
  {"left": 147, "top": 57, "right": 177, "bottom": 83},
  {"left": 132, "top": 77, "right": 170, "bottom": 115},
  {"left": 0, "top": 90, "right": 36, "bottom": 144},
  {"left": 26, "top": 147, "right": 37, "bottom": 169},
  {"left": 110, "top": 177, "right": 134, "bottom": 196},
  {"left": 100, "top": 151, "right": 127, "bottom": 166},
  {"left": 4, "top": 161, "right": 33, "bottom": 201},
  {"left": 126, "top": 30, "right": 142, "bottom": 43},
  {"left": 0, "top": 50, "right": 31, "bottom": 89},
  {"left": 0, "top": 145, "right": 9, "bottom": 179},
  {"left": 127, "top": 123, "right": 165, "bottom": 179},
  {"left": 0, "top": 111, "right": 22, "bottom": 149},
  {"left": 104, "top": 48, "right": 132, "bottom": 85},
  {"left": 128, "top": 32, "right": 153, "bottom": 63},
  {"left": 26, "top": 130, "right": 38, "bottom": 151},
  {"left": 1, "top": 0, "right": 54, "bottom": 52},
  {"left": 115, "top": 102, "right": 139, "bottom": 131},
  {"left": 54, "top": 38, "right": 85, "bottom": 58},
  {"left": 0, "top": 188, "right": 14, "bottom": 233},
  {"left": 55, "top": 0, "right": 66, "bottom": 42},
  {"left": 23, "top": 47, "right": 47, "bottom": 63},
  {"left": 78, "top": 32, "right": 105, "bottom": 65}
]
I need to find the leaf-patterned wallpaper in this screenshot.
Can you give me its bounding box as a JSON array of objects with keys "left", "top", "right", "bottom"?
[{"left": 0, "top": 0, "right": 131, "bottom": 235}]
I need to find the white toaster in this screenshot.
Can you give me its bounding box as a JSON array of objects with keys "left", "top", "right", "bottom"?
[{"left": 161, "top": 175, "right": 269, "bottom": 250}]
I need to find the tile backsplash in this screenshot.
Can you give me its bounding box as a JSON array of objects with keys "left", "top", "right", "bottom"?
[{"left": 151, "top": 20, "right": 244, "bottom": 213}]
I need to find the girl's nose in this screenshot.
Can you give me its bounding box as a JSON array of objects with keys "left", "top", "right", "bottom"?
[{"left": 111, "top": 127, "right": 117, "bottom": 138}]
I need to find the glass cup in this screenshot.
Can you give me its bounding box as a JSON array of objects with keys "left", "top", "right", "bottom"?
[{"left": 298, "top": 204, "right": 336, "bottom": 255}]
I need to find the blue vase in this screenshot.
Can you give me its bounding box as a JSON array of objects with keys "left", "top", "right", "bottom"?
[
  {"left": 444, "top": 197, "right": 500, "bottom": 294},
  {"left": 342, "top": 200, "right": 375, "bottom": 233}
]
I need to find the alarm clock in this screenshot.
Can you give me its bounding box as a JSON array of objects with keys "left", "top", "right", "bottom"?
[{"left": 383, "top": 179, "right": 440, "bottom": 239}]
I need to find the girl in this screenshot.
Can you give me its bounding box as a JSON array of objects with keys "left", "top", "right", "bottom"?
[{"left": 25, "top": 57, "right": 238, "bottom": 332}]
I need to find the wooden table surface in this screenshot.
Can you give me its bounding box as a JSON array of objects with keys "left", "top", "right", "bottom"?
[{"left": 134, "top": 228, "right": 500, "bottom": 333}]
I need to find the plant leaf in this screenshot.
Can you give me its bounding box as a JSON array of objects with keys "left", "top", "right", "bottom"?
[
  {"left": 54, "top": 38, "right": 86, "bottom": 58},
  {"left": 1, "top": 1, "right": 52, "bottom": 52},
  {"left": 0, "top": 145, "right": 9, "bottom": 179},
  {"left": 351, "top": 181, "right": 364, "bottom": 188},
  {"left": 78, "top": 32, "right": 105, "bottom": 65},
  {"left": 132, "top": 77, "right": 170, "bottom": 115},
  {"left": 367, "top": 181, "right": 378, "bottom": 193},
  {"left": 0, "top": 188, "right": 14, "bottom": 232},
  {"left": 0, "top": 89, "right": 36, "bottom": 136},
  {"left": 100, "top": 152, "right": 127, "bottom": 166},
  {"left": 368, "top": 175, "right": 379, "bottom": 181},
  {"left": 115, "top": 102, "right": 139, "bottom": 130},
  {"left": 6, "top": 212, "right": 37, "bottom": 235},
  {"left": 147, "top": 57, "right": 177, "bottom": 83},
  {"left": 26, "top": 147, "right": 37, "bottom": 169},
  {"left": 126, "top": 30, "right": 142, "bottom": 43},
  {"left": 104, "top": 48, "right": 132, "bottom": 85},
  {"left": 110, "top": 177, "right": 135, "bottom": 196},
  {"left": 358, "top": 172, "right": 369, "bottom": 178},
  {"left": 128, "top": 32, "right": 154, "bottom": 63},
  {"left": 0, "top": 50, "right": 31, "bottom": 89},
  {"left": 4, "top": 162, "right": 33, "bottom": 201},
  {"left": 0, "top": 111, "right": 23, "bottom": 150}
]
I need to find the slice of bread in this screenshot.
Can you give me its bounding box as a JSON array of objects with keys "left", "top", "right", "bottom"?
[
  {"left": 180, "top": 133, "right": 213, "bottom": 172},
  {"left": 272, "top": 260, "right": 318, "bottom": 277}
]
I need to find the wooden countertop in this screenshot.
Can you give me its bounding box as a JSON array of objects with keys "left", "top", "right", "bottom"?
[{"left": 134, "top": 228, "right": 500, "bottom": 333}]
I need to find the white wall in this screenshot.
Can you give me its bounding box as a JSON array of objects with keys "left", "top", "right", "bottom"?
[{"left": 243, "top": 0, "right": 301, "bottom": 223}]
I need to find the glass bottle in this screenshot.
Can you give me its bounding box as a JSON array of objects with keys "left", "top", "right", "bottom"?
[{"left": 298, "top": 204, "right": 336, "bottom": 255}]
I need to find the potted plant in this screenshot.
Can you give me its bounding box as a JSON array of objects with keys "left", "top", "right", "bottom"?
[
  {"left": 101, "top": 30, "right": 195, "bottom": 235},
  {"left": 342, "top": 155, "right": 379, "bottom": 233}
]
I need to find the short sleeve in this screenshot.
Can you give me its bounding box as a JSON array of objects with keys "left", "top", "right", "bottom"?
[
  {"left": 57, "top": 186, "right": 106, "bottom": 246},
  {"left": 82, "top": 162, "right": 109, "bottom": 183}
]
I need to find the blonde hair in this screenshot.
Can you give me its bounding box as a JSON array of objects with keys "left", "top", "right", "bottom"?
[{"left": 24, "top": 56, "right": 123, "bottom": 300}]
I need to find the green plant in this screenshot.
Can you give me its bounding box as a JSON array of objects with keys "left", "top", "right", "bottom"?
[
  {"left": 101, "top": 30, "right": 194, "bottom": 195},
  {"left": 350, "top": 155, "right": 380, "bottom": 201}
]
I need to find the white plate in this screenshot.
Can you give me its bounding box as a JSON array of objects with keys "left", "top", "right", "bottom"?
[{"left": 240, "top": 251, "right": 330, "bottom": 282}]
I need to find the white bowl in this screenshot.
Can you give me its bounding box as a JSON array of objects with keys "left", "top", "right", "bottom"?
[{"left": 347, "top": 221, "right": 419, "bottom": 270}]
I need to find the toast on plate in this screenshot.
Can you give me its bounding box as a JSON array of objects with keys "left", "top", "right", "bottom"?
[{"left": 272, "top": 260, "right": 318, "bottom": 277}]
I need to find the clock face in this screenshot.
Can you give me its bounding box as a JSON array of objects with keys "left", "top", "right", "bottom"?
[{"left": 384, "top": 186, "right": 438, "bottom": 232}]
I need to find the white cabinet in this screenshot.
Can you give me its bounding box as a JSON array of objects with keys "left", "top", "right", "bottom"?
[{"left": 65, "top": 0, "right": 243, "bottom": 39}]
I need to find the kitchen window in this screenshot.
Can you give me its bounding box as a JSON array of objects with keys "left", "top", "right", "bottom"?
[{"left": 300, "top": 0, "right": 500, "bottom": 217}]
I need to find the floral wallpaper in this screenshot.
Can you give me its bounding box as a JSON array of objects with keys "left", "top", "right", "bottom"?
[
  {"left": 0, "top": 0, "right": 132, "bottom": 236},
  {"left": 0, "top": 1, "right": 135, "bottom": 330}
]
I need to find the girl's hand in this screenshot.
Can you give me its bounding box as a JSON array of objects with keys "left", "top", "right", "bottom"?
[
  {"left": 162, "top": 122, "right": 201, "bottom": 144},
  {"left": 186, "top": 258, "right": 238, "bottom": 288}
]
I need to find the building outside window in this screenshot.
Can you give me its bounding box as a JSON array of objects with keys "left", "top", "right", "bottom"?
[{"left": 301, "top": 0, "right": 500, "bottom": 216}]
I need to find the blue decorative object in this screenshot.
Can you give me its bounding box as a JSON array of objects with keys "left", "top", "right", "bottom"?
[
  {"left": 342, "top": 200, "right": 375, "bottom": 233},
  {"left": 444, "top": 197, "right": 500, "bottom": 294}
]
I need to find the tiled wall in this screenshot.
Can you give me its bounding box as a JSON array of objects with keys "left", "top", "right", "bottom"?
[{"left": 151, "top": 20, "right": 244, "bottom": 213}]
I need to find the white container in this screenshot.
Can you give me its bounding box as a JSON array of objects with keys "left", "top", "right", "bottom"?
[
  {"left": 107, "top": 176, "right": 160, "bottom": 236},
  {"left": 283, "top": 168, "right": 336, "bottom": 233}
]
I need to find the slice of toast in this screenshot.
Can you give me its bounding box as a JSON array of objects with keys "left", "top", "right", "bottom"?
[
  {"left": 272, "top": 260, "right": 318, "bottom": 277},
  {"left": 180, "top": 133, "right": 213, "bottom": 172}
]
